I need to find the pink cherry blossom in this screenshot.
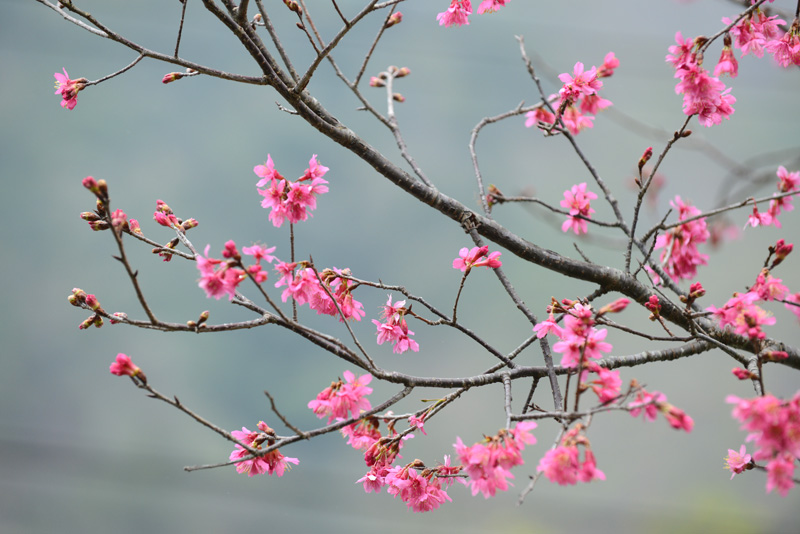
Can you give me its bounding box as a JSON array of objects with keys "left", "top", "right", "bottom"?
[
  {"left": 560, "top": 182, "right": 597, "bottom": 235},
  {"left": 109, "top": 353, "right": 141, "bottom": 377},
  {"left": 437, "top": 0, "right": 472, "bottom": 27},
  {"left": 477, "top": 0, "right": 508, "bottom": 14},
  {"left": 454, "top": 422, "right": 537, "bottom": 498},
  {"left": 766, "top": 454, "right": 796, "bottom": 496},
  {"left": 54, "top": 68, "right": 85, "bottom": 110},
  {"left": 308, "top": 370, "right": 373, "bottom": 423},
  {"left": 254, "top": 154, "right": 284, "bottom": 187},
  {"left": 341, "top": 418, "right": 381, "bottom": 450},
  {"left": 373, "top": 295, "right": 420, "bottom": 354},
  {"left": 524, "top": 107, "right": 556, "bottom": 129},
  {"left": 242, "top": 244, "right": 276, "bottom": 264},
  {"left": 724, "top": 445, "right": 752, "bottom": 479},
  {"left": 196, "top": 244, "right": 245, "bottom": 300},
  {"left": 714, "top": 46, "right": 739, "bottom": 77},
  {"left": 654, "top": 196, "right": 709, "bottom": 280},
  {"left": 452, "top": 245, "right": 502, "bottom": 271},
  {"left": 229, "top": 426, "right": 299, "bottom": 477},
  {"left": 597, "top": 52, "right": 619, "bottom": 78},
  {"left": 559, "top": 62, "right": 602, "bottom": 105},
  {"left": 560, "top": 106, "right": 595, "bottom": 135}
]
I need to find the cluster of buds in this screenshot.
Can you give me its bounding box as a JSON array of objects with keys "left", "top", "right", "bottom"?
[
  {"left": 152, "top": 199, "right": 199, "bottom": 261},
  {"left": 644, "top": 295, "right": 661, "bottom": 320},
  {"left": 369, "top": 66, "right": 410, "bottom": 102},
  {"left": 68, "top": 288, "right": 107, "bottom": 330},
  {"left": 187, "top": 310, "right": 210, "bottom": 330},
  {"left": 680, "top": 281, "right": 706, "bottom": 306}
]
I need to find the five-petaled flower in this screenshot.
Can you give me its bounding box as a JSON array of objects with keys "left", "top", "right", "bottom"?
[{"left": 54, "top": 68, "right": 86, "bottom": 110}]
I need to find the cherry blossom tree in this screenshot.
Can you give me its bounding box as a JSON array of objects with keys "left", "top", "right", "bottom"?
[{"left": 37, "top": 0, "right": 800, "bottom": 521}]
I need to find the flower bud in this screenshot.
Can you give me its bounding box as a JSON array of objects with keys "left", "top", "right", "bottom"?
[
  {"left": 369, "top": 76, "right": 385, "bottom": 87},
  {"left": 109, "top": 312, "right": 128, "bottom": 324},
  {"left": 385, "top": 12, "right": 403, "bottom": 28},
  {"left": 85, "top": 293, "right": 101, "bottom": 311},
  {"left": 162, "top": 72, "right": 183, "bottom": 84},
  {"left": 394, "top": 67, "right": 411, "bottom": 78},
  {"left": 82, "top": 176, "right": 99, "bottom": 193},
  {"left": 731, "top": 367, "right": 754, "bottom": 380},
  {"left": 88, "top": 220, "right": 110, "bottom": 231},
  {"left": 182, "top": 218, "right": 199, "bottom": 230},
  {"left": 644, "top": 295, "right": 661, "bottom": 320},
  {"left": 283, "top": 0, "right": 302, "bottom": 15},
  {"left": 80, "top": 212, "right": 101, "bottom": 222},
  {"left": 392, "top": 93, "right": 405, "bottom": 102},
  {"left": 128, "top": 218, "right": 142, "bottom": 235},
  {"left": 598, "top": 298, "right": 630, "bottom": 315},
  {"left": 638, "top": 147, "right": 653, "bottom": 173}
]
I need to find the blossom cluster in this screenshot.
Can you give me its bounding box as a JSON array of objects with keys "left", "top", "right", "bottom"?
[
  {"left": 383, "top": 458, "right": 462, "bottom": 512},
  {"left": 436, "top": 0, "right": 509, "bottom": 27},
  {"left": 537, "top": 424, "right": 605, "bottom": 485},
  {"left": 654, "top": 196, "right": 710, "bottom": 281},
  {"left": 667, "top": 32, "right": 736, "bottom": 126},
  {"left": 535, "top": 300, "right": 624, "bottom": 404},
  {"left": 525, "top": 53, "right": 618, "bottom": 136},
  {"left": 706, "top": 242, "right": 796, "bottom": 340},
  {"left": 255, "top": 154, "right": 329, "bottom": 227},
  {"left": 229, "top": 422, "right": 299, "bottom": 477},
  {"left": 454, "top": 421, "right": 537, "bottom": 498},
  {"left": 628, "top": 384, "right": 694, "bottom": 432},
  {"left": 274, "top": 263, "right": 365, "bottom": 322},
  {"left": 372, "top": 295, "right": 419, "bottom": 354},
  {"left": 723, "top": 9, "right": 799, "bottom": 68},
  {"left": 727, "top": 392, "right": 800, "bottom": 496},
  {"left": 308, "top": 370, "right": 373, "bottom": 423},
  {"left": 746, "top": 166, "right": 800, "bottom": 229},
  {"left": 559, "top": 182, "right": 598, "bottom": 235}
]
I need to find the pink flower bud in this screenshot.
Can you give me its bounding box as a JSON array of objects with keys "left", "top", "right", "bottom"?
[
  {"left": 392, "top": 93, "right": 405, "bottom": 102},
  {"left": 82, "top": 176, "right": 99, "bottom": 193},
  {"left": 162, "top": 72, "right": 183, "bottom": 84},
  {"left": 109, "top": 353, "right": 146, "bottom": 383},
  {"left": 222, "top": 240, "right": 240, "bottom": 260},
  {"left": 599, "top": 298, "right": 630, "bottom": 315},
  {"left": 128, "top": 218, "right": 142, "bottom": 235},
  {"left": 111, "top": 209, "right": 127, "bottom": 231},
  {"left": 369, "top": 76, "right": 385, "bottom": 87},
  {"left": 182, "top": 218, "right": 199, "bottom": 230},
  {"left": 763, "top": 351, "right": 788, "bottom": 361},
  {"left": 732, "top": 367, "right": 753, "bottom": 380},
  {"left": 84, "top": 293, "right": 100, "bottom": 311},
  {"left": 638, "top": 147, "right": 653, "bottom": 172},
  {"left": 385, "top": 12, "right": 403, "bottom": 28}
]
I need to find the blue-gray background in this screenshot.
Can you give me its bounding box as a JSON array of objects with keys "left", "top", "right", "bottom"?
[{"left": 2, "top": 1, "right": 799, "bottom": 532}]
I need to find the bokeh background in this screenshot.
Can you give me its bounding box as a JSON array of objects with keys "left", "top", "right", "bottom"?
[{"left": 2, "top": 0, "right": 799, "bottom": 532}]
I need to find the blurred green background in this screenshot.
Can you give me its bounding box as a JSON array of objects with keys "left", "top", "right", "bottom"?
[{"left": 2, "top": 1, "right": 799, "bottom": 532}]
